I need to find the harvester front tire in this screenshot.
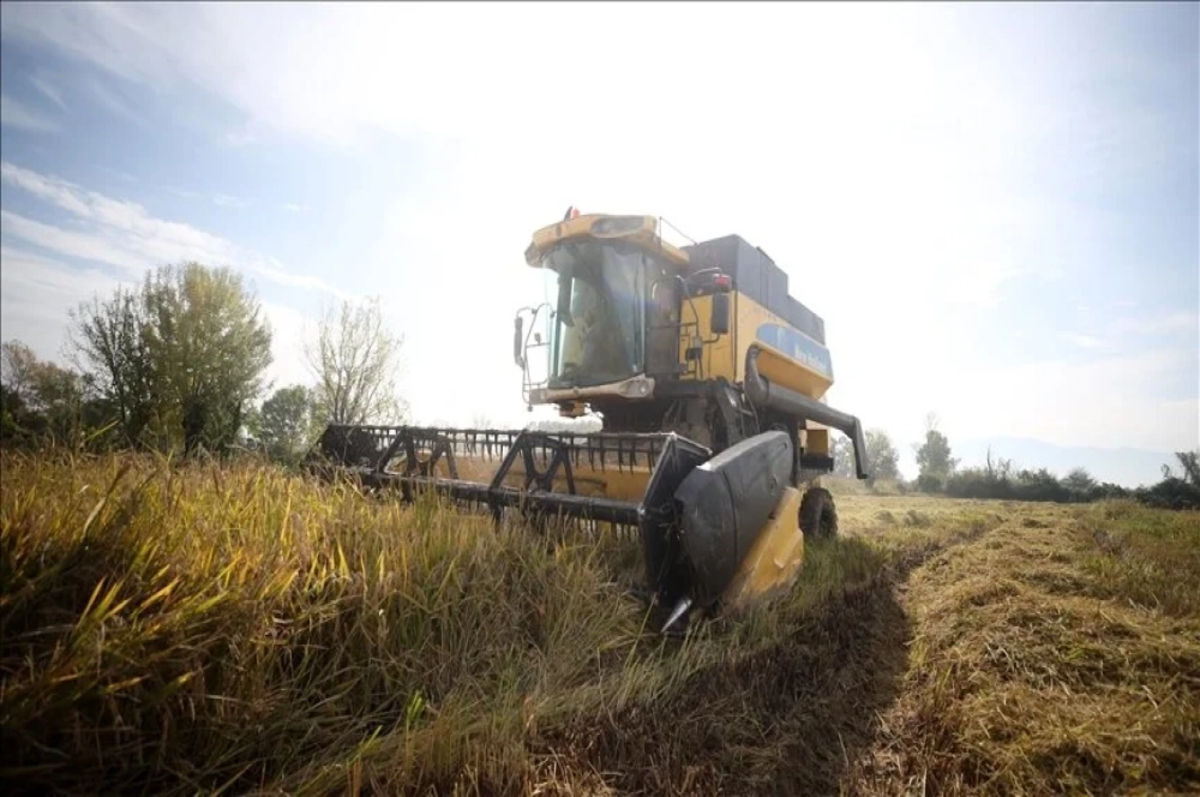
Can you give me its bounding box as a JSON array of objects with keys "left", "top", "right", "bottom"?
[{"left": 800, "top": 487, "right": 838, "bottom": 540}]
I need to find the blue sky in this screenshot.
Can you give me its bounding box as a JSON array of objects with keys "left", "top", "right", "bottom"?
[{"left": 0, "top": 2, "right": 1196, "bottom": 485}]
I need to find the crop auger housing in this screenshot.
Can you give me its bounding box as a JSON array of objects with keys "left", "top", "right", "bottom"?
[{"left": 307, "top": 208, "right": 871, "bottom": 633}]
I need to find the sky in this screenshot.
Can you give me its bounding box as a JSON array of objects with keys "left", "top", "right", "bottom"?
[{"left": 0, "top": 1, "right": 1196, "bottom": 486}]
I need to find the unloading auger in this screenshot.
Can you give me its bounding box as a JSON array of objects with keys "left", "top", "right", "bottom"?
[{"left": 307, "top": 208, "right": 871, "bottom": 632}]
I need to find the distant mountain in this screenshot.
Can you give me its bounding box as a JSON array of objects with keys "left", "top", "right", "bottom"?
[{"left": 948, "top": 437, "right": 1186, "bottom": 489}]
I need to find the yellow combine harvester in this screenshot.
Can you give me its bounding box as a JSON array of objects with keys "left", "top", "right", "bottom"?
[{"left": 309, "top": 208, "right": 870, "bottom": 632}]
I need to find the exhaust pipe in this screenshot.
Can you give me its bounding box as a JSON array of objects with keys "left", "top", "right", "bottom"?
[{"left": 744, "top": 346, "right": 871, "bottom": 481}]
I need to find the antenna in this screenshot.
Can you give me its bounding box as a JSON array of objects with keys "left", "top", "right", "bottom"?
[{"left": 658, "top": 216, "right": 697, "bottom": 247}]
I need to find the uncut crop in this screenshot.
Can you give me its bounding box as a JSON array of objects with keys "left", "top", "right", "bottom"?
[
  {"left": 0, "top": 450, "right": 884, "bottom": 795},
  {"left": 0, "top": 451, "right": 648, "bottom": 793}
]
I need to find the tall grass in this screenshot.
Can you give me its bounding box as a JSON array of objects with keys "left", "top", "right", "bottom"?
[{"left": 1, "top": 449, "right": 888, "bottom": 795}]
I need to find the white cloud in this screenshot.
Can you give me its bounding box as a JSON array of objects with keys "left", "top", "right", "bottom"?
[
  {"left": 99, "top": 166, "right": 138, "bottom": 184},
  {"left": 171, "top": 187, "right": 251, "bottom": 210},
  {"left": 0, "top": 247, "right": 120, "bottom": 362},
  {"left": 29, "top": 72, "right": 68, "bottom": 111},
  {"left": 80, "top": 74, "right": 146, "bottom": 127},
  {"left": 1, "top": 210, "right": 146, "bottom": 271},
  {"left": 931, "top": 349, "right": 1196, "bottom": 452},
  {"left": 1055, "top": 312, "right": 1199, "bottom": 357},
  {"left": 1064, "top": 332, "right": 1104, "bottom": 349},
  {"left": 0, "top": 94, "right": 59, "bottom": 132},
  {"left": 1042, "top": 361, "right": 1195, "bottom": 453},
  {"left": 259, "top": 301, "right": 314, "bottom": 392},
  {"left": 212, "top": 193, "right": 248, "bottom": 209},
  {"left": 1112, "top": 312, "right": 1198, "bottom": 337},
  {"left": 0, "top": 161, "right": 351, "bottom": 298},
  {"left": 832, "top": 343, "right": 1199, "bottom": 462}
]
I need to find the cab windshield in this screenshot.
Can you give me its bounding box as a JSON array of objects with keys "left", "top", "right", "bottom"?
[{"left": 542, "top": 240, "right": 647, "bottom": 389}]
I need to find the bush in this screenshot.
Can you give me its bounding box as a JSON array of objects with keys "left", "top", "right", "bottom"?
[
  {"left": 944, "top": 467, "right": 1012, "bottom": 501},
  {"left": 1139, "top": 477, "right": 1200, "bottom": 511},
  {"left": 939, "top": 462, "right": 1200, "bottom": 511},
  {"left": 944, "top": 466, "right": 1125, "bottom": 504},
  {"left": 915, "top": 473, "right": 944, "bottom": 494}
]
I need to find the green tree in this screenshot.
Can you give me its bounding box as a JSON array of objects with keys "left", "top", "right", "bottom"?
[
  {"left": 1062, "top": 467, "right": 1097, "bottom": 496},
  {"left": 305, "top": 296, "right": 406, "bottom": 426},
  {"left": 1, "top": 340, "right": 87, "bottom": 442},
  {"left": 913, "top": 413, "right": 957, "bottom": 491},
  {"left": 141, "top": 263, "right": 272, "bottom": 454},
  {"left": 68, "top": 263, "right": 273, "bottom": 454},
  {"left": 68, "top": 287, "right": 159, "bottom": 446},
  {"left": 1172, "top": 450, "right": 1200, "bottom": 487},
  {"left": 865, "top": 428, "right": 900, "bottom": 481},
  {"left": 258, "top": 384, "right": 316, "bottom": 461},
  {"left": 1, "top": 340, "right": 37, "bottom": 398}
]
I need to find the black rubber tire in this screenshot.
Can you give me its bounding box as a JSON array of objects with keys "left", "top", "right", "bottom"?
[{"left": 799, "top": 486, "right": 838, "bottom": 540}]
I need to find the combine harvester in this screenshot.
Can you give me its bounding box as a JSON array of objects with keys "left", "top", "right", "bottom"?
[{"left": 308, "top": 208, "right": 870, "bottom": 632}]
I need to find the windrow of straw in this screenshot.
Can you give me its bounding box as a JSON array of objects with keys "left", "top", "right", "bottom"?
[{"left": 843, "top": 499, "right": 1200, "bottom": 794}]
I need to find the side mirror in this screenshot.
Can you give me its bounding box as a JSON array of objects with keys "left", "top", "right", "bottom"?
[
  {"left": 710, "top": 292, "right": 730, "bottom": 335},
  {"left": 513, "top": 315, "right": 524, "bottom": 367}
]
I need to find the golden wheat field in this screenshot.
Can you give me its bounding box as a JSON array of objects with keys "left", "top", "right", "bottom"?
[{"left": 2, "top": 450, "right": 1198, "bottom": 796}]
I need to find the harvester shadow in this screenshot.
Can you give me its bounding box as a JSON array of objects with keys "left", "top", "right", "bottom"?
[{"left": 536, "top": 537, "right": 914, "bottom": 797}]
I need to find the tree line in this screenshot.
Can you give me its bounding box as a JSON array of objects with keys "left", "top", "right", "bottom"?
[
  {"left": 829, "top": 413, "right": 1200, "bottom": 510},
  {"left": 1, "top": 261, "right": 405, "bottom": 463}
]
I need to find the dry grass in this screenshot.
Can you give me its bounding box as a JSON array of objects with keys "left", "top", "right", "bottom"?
[
  {"left": 0, "top": 450, "right": 895, "bottom": 795},
  {"left": 2, "top": 451, "right": 1197, "bottom": 795},
  {"left": 840, "top": 496, "right": 1200, "bottom": 795}
]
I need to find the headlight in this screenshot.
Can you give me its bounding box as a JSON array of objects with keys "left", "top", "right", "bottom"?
[{"left": 617, "top": 376, "right": 654, "bottom": 398}]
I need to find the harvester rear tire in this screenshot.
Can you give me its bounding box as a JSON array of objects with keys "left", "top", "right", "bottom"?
[{"left": 800, "top": 487, "right": 838, "bottom": 540}]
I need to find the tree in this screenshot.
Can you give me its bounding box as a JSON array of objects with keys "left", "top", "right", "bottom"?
[
  {"left": 1, "top": 340, "right": 87, "bottom": 442},
  {"left": 865, "top": 429, "right": 900, "bottom": 481},
  {"left": 1, "top": 340, "right": 38, "bottom": 398},
  {"left": 141, "top": 263, "right": 272, "bottom": 454},
  {"left": 983, "top": 445, "right": 1014, "bottom": 481},
  {"left": 913, "top": 413, "right": 957, "bottom": 491},
  {"left": 68, "top": 286, "right": 159, "bottom": 446},
  {"left": 829, "top": 433, "right": 855, "bottom": 478},
  {"left": 68, "top": 263, "right": 273, "bottom": 454},
  {"left": 1174, "top": 450, "right": 1200, "bottom": 487},
  {"left": 1144, "top": 450, "right": 1200, "bottom": 510},
  {"left": 258, "top": 384, "right": 316, "bottom": 461},
  {"left": 1063, "top": 467, "right": 1097, "bottom": 496},
  {"left": 305, "top": 296, "right": 406, "bottom": 426},
  {"left": 0, "top": 383, "right": 30, "bottom": 442}
]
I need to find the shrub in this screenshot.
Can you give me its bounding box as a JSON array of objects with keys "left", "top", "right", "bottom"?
[{"left": 915, "top": 473, "right": 944, "bottom": 494}]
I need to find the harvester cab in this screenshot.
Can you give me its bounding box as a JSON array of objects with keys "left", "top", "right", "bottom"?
[{"left": 310, "top": 208, "right": 871, "bottom": 633}]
